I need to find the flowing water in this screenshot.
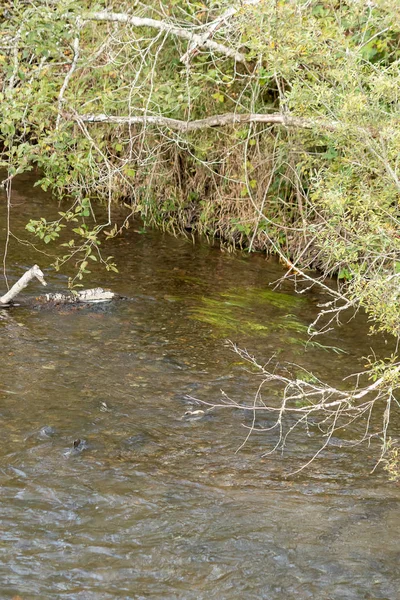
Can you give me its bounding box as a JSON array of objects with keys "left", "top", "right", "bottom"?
[{"left": 0, "top": 174, "right": 399, "bottom": 599}]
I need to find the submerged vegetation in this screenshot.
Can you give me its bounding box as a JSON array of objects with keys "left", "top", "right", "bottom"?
[
  {"left": 1, "top": 0, "right": 400, "bottom": 475},
  {"left": 189, "top": 287, "right": 308, "bottom": 342}
]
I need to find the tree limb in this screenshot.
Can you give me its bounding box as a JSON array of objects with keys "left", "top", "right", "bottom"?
[
  {"left": 44, "top": 288, "right": 115, "bottom": 304},
  {"left": 0, "top": 265, "right": 47, "bottom": 306},
  {"left": 84, "top": 11, "right": 247, "bottom": 64},
  {"left": 186, "top": 342, "right": 399, "bottom": 474},
  {"left": 72, "top": 111, "right": 340, "bottom": 132}
]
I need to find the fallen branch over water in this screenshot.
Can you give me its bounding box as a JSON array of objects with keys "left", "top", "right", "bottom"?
[
  {"left": 0, "top": 265, "right": 47, "bottom": 306},
  {"left": 0, "top": 266, "right": 115, "bottom": 306},
  {"left": 44, "top": 288, "right": 115, "bottom": 304},
  {"left": 187, "top": 341, "right": 398, "bottom": 475}
]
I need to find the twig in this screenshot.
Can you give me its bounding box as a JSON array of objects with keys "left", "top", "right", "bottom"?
[
  {"left": 180, "top": 0, "right": 261, "bottom": 65},
  {"left": 56, "top": 18, "right": 82, "bottom": 130}
]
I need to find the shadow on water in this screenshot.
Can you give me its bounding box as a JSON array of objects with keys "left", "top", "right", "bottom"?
[{"left": 0, "top": 174, "right": 399, "bottom": 599}]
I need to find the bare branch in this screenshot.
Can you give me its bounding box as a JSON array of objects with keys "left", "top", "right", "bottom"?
[
  {"left": 187, "top": 342, "right": 400, "bottom": 473},
  {"left": 84, "top": 11, "right": 247, "bottom": 63},
  {"left": 180, "top": 0, "right": 261, "bottom": 65},
  {"left": 72, "top": 111, "right": 340, "bottom": 132},
  {"left": 0, "top": 265, "right": 47, "bottom": 306}
]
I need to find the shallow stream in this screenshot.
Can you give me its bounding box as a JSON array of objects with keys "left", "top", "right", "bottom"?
[{"left": 0, "top": 175, "right": 399, "bottom": 599}]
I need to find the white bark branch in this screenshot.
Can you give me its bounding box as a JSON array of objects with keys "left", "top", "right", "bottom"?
[
  {"left": 72, "top": 111, "right": 340, "bottom": 132},
  {"left": 84, "top": 11, "right": 247, "bottom": 63},
  {"left": 180, "top": 0, "right": 260, "bottom": 65},
  {"left": 186, "top": 342, "right": 399, "bottom": 473},
  {"left": 0, "top": 265, "right": 47, "bottom": 306}
]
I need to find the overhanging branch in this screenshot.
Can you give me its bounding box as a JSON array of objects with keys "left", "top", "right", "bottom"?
[
  {"left": 72, "top": 111, "right": 340, "bottom": 132},
  {"left": 84, "top": 11, "right": 247, "bottom": 64}
]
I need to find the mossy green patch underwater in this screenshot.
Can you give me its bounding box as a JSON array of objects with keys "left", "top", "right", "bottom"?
[{"left": 189, "top": 286, "right": 309, "bottom": 344}]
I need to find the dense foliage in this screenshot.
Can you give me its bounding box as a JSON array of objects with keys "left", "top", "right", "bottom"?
[{"left": 1, "top": 0, "right": 400, "bottom": 475}]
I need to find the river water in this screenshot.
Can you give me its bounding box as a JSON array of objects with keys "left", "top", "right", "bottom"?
[{"left": 0, "top": 174, "right": 399, "bottom": 599}]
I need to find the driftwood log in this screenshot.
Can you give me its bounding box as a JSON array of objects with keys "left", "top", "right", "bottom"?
[
  {"left": 0, "top": 265, "right": 115, "bottom": 307},
  {"left": 44, "top": 288, "right": 115, "bottom": 304}
]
